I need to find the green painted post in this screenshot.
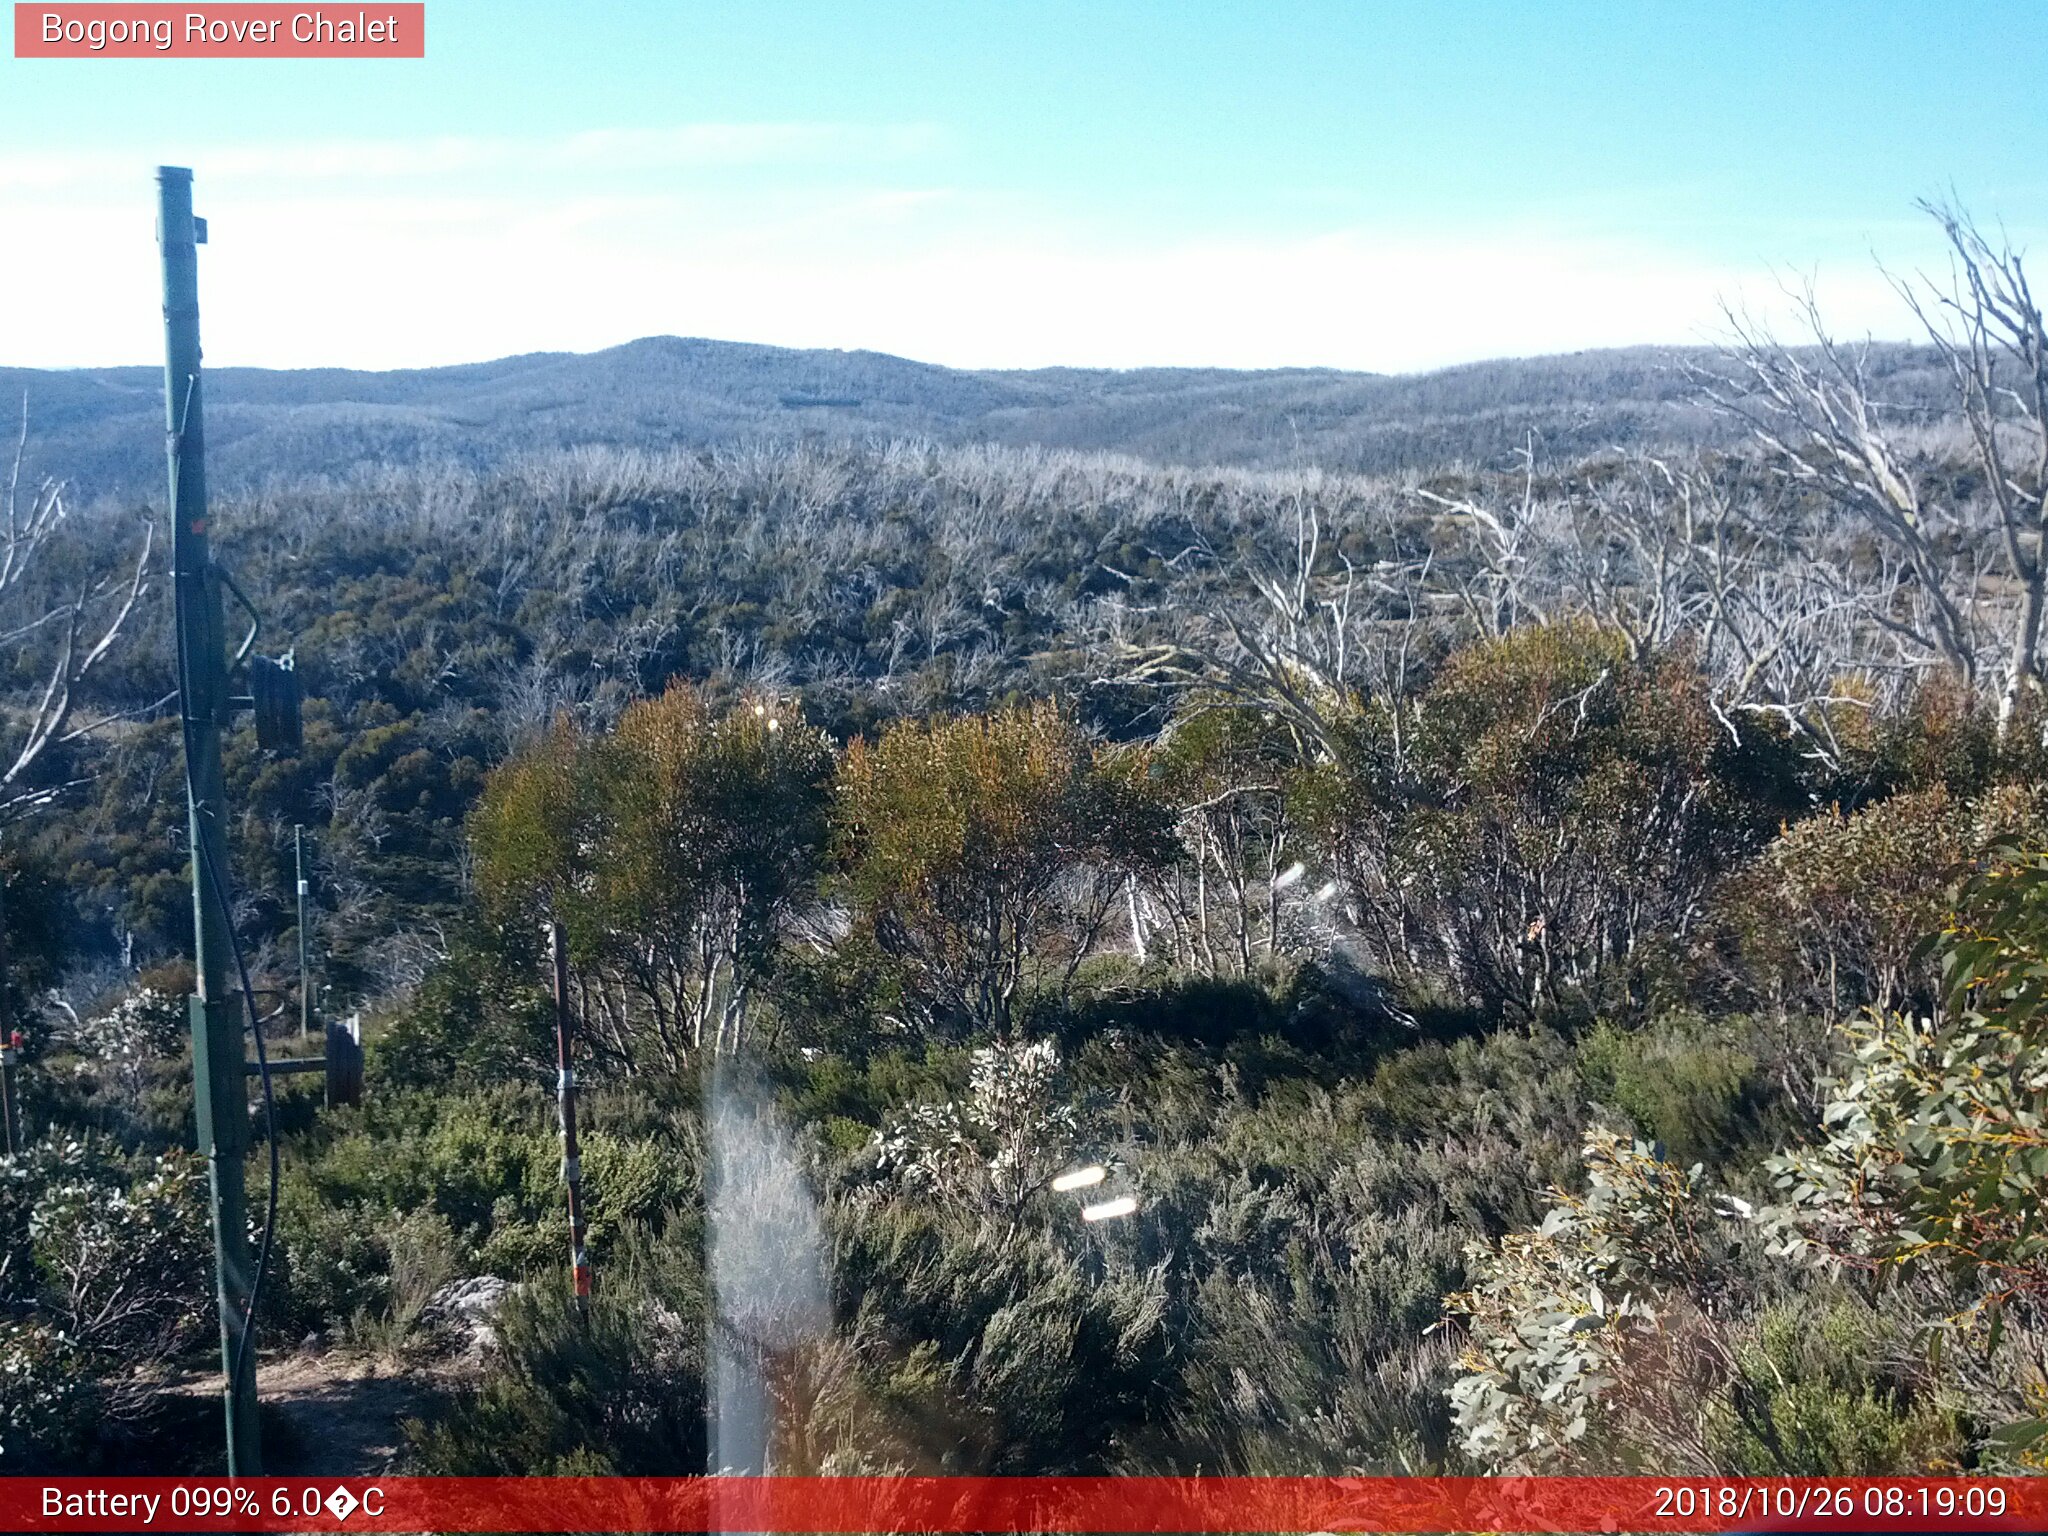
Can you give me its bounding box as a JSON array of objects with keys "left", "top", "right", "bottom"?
[
  {"left": 160, "top": 165, "right": 261, "bottom": 1476},
  {"left": 295, "top": 826, "right": 312, "bottom": 1044}
]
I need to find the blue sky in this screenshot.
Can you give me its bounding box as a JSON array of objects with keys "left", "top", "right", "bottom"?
[{"left": 3, "top": 1, "right": 2044, "bottom": 371}]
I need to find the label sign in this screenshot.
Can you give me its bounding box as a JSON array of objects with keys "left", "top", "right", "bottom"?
[
  {"left": 14, "top": 4, "right": 425, "bottom": 57},
  {"left": 0, "top": 1475, "right": 2042, "bottom": 1532}
]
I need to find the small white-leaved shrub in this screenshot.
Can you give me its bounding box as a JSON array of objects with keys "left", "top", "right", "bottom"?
[
  {"left": 876, "top": 1038, "right": 1086, "bottom": 1227},
  {"left": 1445, "top": 1128, "right": 1729, "bottom": 1473}
]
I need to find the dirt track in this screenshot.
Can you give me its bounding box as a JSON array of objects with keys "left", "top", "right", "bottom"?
[{"left": 163, "top": 1350, "right": 463, "bottom": 1476}]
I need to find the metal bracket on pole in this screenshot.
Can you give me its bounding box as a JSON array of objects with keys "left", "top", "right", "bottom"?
[
  {"left": 324, "top": 1015, "right": 364, "bottom": 1110},
  {"left": 295, "top": 826, "right": 312, "bottom": 1044}
]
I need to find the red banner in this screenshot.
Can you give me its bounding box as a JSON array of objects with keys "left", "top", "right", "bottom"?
[
  {"left": 13, "top": 5, "right": 424, "bottom": 58},
  {"left": 3, "top": 1476, "right": 2043, "bottom": 1533}
]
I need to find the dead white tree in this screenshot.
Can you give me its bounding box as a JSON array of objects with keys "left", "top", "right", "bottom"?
[
  {"left": 1413, "top": 438, "right": 1559, "bottom": 641},
  {"left": 0, "top": 401, "right": 157, "bottom": 825},
  {"left": 1704, "top": 200, "right": 2046, "bottom": 733},
  {"left": 1567, "top": 453, "right": 1897, "bottom": 769},
  {"left": 1110, "top": 486, "right": 1434, "bottom": 763},
  {"left": 1898, "top": 199, "right": 2048, "bottom": 728},
  {"left": 1408, "top": 437, "right": 1919, "bottom": 771}
]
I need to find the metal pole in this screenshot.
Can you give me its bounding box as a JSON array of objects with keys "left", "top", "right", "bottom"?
[
  {"left": 160, "top": 165, "right": 261, "bottom": 1476},
  {"left": 549, "top": 921, "right": 591, "bottom": 1313},
  {"left": 0, "top": 1031, "right": 19, "bottom": 1159},
  {"left": 0, "top": 875, "right": 14, "bottom": 1157},
  {"left": 295, "top": 826, "right": 312, "bottom": 1044}
]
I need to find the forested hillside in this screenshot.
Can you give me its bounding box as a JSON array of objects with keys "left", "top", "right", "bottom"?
[
  {"left": 0, "top": 335, "right": 1960, "bottom": 495},
  {"left": 4, "top": 207, "right": 2048, "bottom": 1481}
]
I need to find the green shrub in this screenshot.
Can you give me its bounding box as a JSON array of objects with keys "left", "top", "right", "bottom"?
[
  {"left": 407, "top": 1228, "right": 707, "bottom": 1474},
  {"left": 1759, "top": 847, "right": 2048, "bottom": 1350},
  {"left": 287, "top": 1088, "right": 559, "bottom": 1242},
  {"left": 829, "top": 1200, "right": 1173, "bottom": 1472},
  {"left": 817, "top": 1116, "right": 873, "bottom": 1156},
  {"left": 1301, "top": 624, "right": 1800, "bottom": 1021},
  {"left": 272, "top": 1082, "right": 699, "bottom": 1339},
  {"left": 1163, "top": 1207, "right": 1463, "bottom": 1473},
  {"left": 1717, "top": 784, "right": 2047, "bottom": 1018},
  {"left": 0, "top": 1319, "right": 94, "bottom": 1472},
  {"left": 1709, "top": 1297, "right": 1966, "bottom": 1474},
  {"left": 373, "top": 927, "right": 551, "bottom": 1089},
  {"left": 835, "top": 702, "right": 1174, "bottom": 1039},
  {"left": 1446, "top": 1129, "right": 1733, "bottom": 1473},
  {"left": 0, "top": 1137, "right": 211, "bottom": 1467},
  {"left": 272, "top": 1192, "right": 388, "bottom": 1335},
  {"left": 579, "top": 1132, "right": 695, "bottom": 1249},
  {"left": 1577, "top": 1015, "right": 1765, "bottom": 1169},
  {"left": 773, "top": 1044, "right": 970, "bottom": 1132}
]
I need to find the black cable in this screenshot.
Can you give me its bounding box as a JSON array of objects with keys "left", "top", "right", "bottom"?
[{"left": 197, "top": 832, "right": 280, "bottom": 1404}]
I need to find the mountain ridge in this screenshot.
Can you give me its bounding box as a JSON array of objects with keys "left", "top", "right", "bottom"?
[{"left": 0, "top": 333, "right": 1942, "bottom": 495}]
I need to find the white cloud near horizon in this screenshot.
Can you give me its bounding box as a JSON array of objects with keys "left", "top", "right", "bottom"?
[
  {"left": 0, "top": 122, "right": 948, "bottom": 190},
  {"left": 0, "top": 126, "right": 2008, "bottom": 375}
]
